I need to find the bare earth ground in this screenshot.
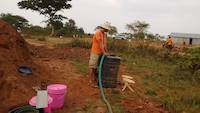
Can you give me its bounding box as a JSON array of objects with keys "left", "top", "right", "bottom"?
[
  {"left": 26, "top": 42, "right": 168, "bottom": 113},
  {"left": 0, "top": 19, "right": 168, "bottom": 112},
  {"left": 34, "top": 58, "right": 102, "bottom": 113},
  {"left": 29, "top": 45, "right": 104, "bottom": 113}
]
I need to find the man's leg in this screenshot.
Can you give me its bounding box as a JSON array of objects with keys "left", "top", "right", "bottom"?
[
  {"left": 94, "top": 68, "right": 98, "bottom": 83},
  {"left": 89, "top": 68, "right": 97, "bottom": 84},
  {"left": 89, "top": 53, "right": 100, "bottom": 87}
]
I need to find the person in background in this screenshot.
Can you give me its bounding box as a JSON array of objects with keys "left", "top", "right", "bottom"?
[
  {"left": 88, "top": 23, "right": 110, "bottom": 87},
  {"left": 166, "top": 35, "right": 173, "bottom": 49},
  {"left": 181, "top": 41, "right": 187, "bottom": 49}
]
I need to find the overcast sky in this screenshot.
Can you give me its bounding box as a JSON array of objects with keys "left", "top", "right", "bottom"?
[{"left": 0, "top": 0, "right": 200, "bottom": 35}]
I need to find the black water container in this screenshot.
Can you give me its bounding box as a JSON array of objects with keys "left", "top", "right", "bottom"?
[
  {"left": 8, "top": 105, "right": 39, "bottom": 113},
  {"left": 101, "top": 55, "right": 121, "bottom": 88}
]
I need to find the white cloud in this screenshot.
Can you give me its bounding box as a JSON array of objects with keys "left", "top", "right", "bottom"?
[
  {"left": 0, "top": 0, "right": 200, "bottom": 35},
  {"left": 103, "top": 0, "right": 121, "bottom": 8}
]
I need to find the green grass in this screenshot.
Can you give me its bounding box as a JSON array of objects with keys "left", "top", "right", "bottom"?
[
  {"left": 55, "top": 38, "right": 91, "bottom": 49},
  {"left": 26, "top": 36, "right": 73, "bottom": 45},
  {"left": 69, "top": 39, "right": 200, "bottom": 113},
  {"left": 107, "top": 41, "right": 200, "bottom": 113},
  {"left": 112, "top": 103, "right": 125, "bottom": 113},
  {"left": 55, "top": 43, "right": 68, "bottom": 48},
  {"left": 145, "top": 89, "right": 157, "bottom": 96},
  {"left": 71, "top": 60, "right": 88, "bottom": 76},
  {"left": 37, "top": 37, "right": 46, "bottom": 41},
  {"left": 124, "top": 55, "right": 200, "bottom": 113}
]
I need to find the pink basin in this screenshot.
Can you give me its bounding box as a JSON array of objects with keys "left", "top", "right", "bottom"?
[
  {"left": 47, "top": 84, "right": 67, "bottom": 109},
  {"left": 29, "top": 96, "right": 53, "bottom": 113}
]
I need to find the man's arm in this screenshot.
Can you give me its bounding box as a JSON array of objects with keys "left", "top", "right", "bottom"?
[
  {"left": 100, "top": 39, "right": 106, "bottom": 54},
  {"left": 104, "top": 36, "right": 108, "bottom": 53},
  {"left": 97, "top": 31, "right": 107, "bottom": 54}
]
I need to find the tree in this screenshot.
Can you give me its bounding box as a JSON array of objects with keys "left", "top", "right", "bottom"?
[
  {"left": 68, "top": 19, "right": 76, "bottom": 27},
  {"left": 18, "top": 0, "right": 72, "bottom": 36},
  {"left": 64, "top": 19, "right": 77, "bottom": 35},
  {"left": 78, "top": 27, "right": 84, "bottom": 35},
  {"left": 108, "top": 25, "right": 118, "bottom": 35},
  {"left": 0, "top": 13, "right": 29, "bottom": 28},
  {"left": 51, "top": 20, "right": 63, "bottom": 30},
  {"left": 126, "top": 21, "right": 149, "bottom": 39},
  {"left": 54, "top": 18, "right": 84, "bottom": 36},
  {"left": 24, "top": 25, "right": 50, "bottom": 35},
  {"left": 146, "top": 33, "right": 155, "bottom": 39}
]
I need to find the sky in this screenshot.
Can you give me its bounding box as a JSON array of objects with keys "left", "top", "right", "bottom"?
[{"left": 0, "top": 0, "right": 200, "bottom": 36}]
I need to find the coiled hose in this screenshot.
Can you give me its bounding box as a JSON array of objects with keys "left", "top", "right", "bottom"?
[{"left": 98, "top": 55, "right": 113, "bottom": 113}]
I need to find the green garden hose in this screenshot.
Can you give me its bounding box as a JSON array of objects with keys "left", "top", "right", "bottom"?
[{"left": 98, "top": 55, "right": 113, "bottom": 113}]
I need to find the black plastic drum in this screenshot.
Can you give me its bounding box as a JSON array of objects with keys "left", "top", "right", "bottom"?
[{"left": 101, "top": 55, "right": 121, "bottom": 88}]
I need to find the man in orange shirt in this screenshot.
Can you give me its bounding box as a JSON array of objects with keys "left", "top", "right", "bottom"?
[
  {"left": 89, "top": 23, "right": 110, "bottom": 87},
  {"left": 166, "top": 36, "right": 173, "bottom": 49}
]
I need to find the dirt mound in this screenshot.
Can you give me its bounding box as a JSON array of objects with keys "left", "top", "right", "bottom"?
[
  {"left": 0, "top": 19, "right": 31, "bottom": 63},
  {"left": 0, "top": 20, "right": 49, "bottom": 112},
  {"left": 0, "top": 20, "right": 93, "bottom": 112}
]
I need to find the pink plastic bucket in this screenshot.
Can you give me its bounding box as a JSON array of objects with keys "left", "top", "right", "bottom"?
[
  {"left": 29, "top": 96, "right": 53, "bottom": 113},
  {"left": 47, "top": 84, "right": 67, "bottom": 109}
]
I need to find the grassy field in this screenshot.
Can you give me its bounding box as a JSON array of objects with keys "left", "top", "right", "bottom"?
[
  {"left": 25, "top": 35, "right": 91, "bottom": 47},
  {"left": 71, "top": 59, "right": 89, "bottom": 76},
  {"left": 25, "top": 36, "right": 200, "bottom": 113}
]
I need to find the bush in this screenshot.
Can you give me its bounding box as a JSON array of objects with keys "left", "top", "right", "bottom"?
[
  {"left": 161, "top": 93, "right": 200, "bottom": 113},
  {"left": 66, "top": 38, "right": 91, "bottom": 49},
  {"left": 132, "top": 43, "right": 160, "bottom": 57},
  {"left": 108, "top": 39, "right": 129, "bottom": 53},
  {"left": 23, "top": 26, "right": 51, "bottom": 36},
  {"left": 174, "top": 48, "right": 200, "bottom": 82},
  {"left": 37, "top": 37, "right": 46, "bottom": 41}
]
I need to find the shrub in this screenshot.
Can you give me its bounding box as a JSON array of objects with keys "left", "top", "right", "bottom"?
[
  {"left": 67, "top": 38, "right": 91, "bottom": 49},
  {"left": 23, "top": 26, "right": 50, "bottom": 36},
  {"left": 37, "top": 37, "right": 46, "bottom": 41},
  {"left": 132, "top": 43, "right": 160, "bottom": 57},
  {"left": 108, "top": 39, "right": 129, "bottom": 53},
  {"left": 175, "top": 47, "right": 200, "bottom": 82}
]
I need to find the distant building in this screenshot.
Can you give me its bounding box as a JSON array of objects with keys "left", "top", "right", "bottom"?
[{"left": 170, "top": 33, "right": 200, "bottom": 45}]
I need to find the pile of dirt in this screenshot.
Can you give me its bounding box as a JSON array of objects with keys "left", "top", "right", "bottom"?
[
  {"left": 0, "top": 20, "right": 95, "bottom": 113},
  {"left": 0, "top": 20, "right": 49, "bottom": 112}
]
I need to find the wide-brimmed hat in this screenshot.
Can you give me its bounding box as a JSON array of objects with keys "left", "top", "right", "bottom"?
[{"left": 98, "top": 23, "right": 111, "bottom": 30}]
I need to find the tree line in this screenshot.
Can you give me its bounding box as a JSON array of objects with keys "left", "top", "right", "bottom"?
[
  {"left": 0, "top": 13, "right": 85, "bottom": 37},
  {"left": 0, "top": 0, "right": 156, "bottom": 39},
  {"left": 0, "top": 12, "right": 155, "bottom": 39}
]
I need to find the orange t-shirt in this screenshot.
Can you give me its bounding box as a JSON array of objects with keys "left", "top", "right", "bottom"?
[
  {"left": 167, "top": 38, "right": 173, "bottom": 45},
  {"left": 91, "top": 30, "right": 105, "bottom": 55}
]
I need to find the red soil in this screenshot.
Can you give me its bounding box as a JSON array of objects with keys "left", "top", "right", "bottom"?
[{"left": 0, "top": 19, "right": 168, "bottom": 113}]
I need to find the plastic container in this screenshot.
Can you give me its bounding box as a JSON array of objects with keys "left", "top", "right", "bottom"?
[
  {"left": 9, "top": 105, "right": 39, "bottom": 113},
  {"left": 18, "top": 66, "right": 32, "bottom": 75},
  {"left": 101, "top": 55, "right": 121, "bottom": 88},
  {"left": 14, "top": 106, "right": 39, "bottom": 113},
  {"left": 47, "top": 84, "right": 67, "bottom": 109},
  {"left": 29, "top": 96, "right": 53, "bottom": 113}
]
